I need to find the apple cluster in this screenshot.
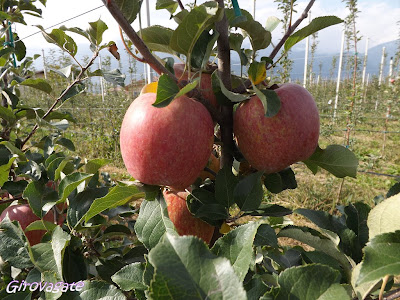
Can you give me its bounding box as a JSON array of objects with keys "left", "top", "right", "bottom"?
[{"left": 119, "top": 65, "right": 320, "bottom": 243}]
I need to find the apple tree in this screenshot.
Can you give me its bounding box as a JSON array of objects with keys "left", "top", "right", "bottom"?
[{"left": 1, "top": 0, "right": 400, "bottom": 299}]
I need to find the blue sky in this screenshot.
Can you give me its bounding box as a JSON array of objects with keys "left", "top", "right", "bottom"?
[{"left": 15, "top": 0, "right": 400, "bottom": 55}]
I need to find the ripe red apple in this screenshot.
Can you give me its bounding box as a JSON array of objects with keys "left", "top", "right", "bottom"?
[
  {"left": 173, "top": 64, "right": 219, "bottom": 108},
  {"left": 163, "top": 188, "right": 214, "bottom": 244},
  {"left": 233, "top": 83, "right": 319, "bottom": 173},
  {"left": 0, "top": 204, "right": 56, "bottom": 246},
  {"left": 120, "top": 93, "right": 214, "bottom": 189}
]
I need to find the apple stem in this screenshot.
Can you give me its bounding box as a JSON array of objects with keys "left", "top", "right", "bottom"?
[{"left": 215, "top": 0, "right": 234, "bottom": 169}]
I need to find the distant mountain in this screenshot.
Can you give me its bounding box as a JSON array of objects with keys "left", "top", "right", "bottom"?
[
  {"left": 254, "top": 39, "right": 399, "bottom": 82},
  {"left": 28, "top": 39, "right": 398, "bottom": 86}
]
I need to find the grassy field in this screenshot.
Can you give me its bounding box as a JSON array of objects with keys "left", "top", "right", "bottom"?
[{"left": 20, "top": 71, "right": 400, "bottom": 213}]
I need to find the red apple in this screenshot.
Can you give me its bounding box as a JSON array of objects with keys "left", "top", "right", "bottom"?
[
  {"left": 163, "top": 188, "right": 214, "bottom": 244},
  {"left": 0, "top": 204, "right": 56, "bottom": 246},
  {"left": 120, "top": 93, "right": 214, "bottom": 189},
  {"left": 233, "top": 83, "right": 319, "bottom": 173},
  {"left": 173, "top": 64, "right": 219, "bottom": 108}
]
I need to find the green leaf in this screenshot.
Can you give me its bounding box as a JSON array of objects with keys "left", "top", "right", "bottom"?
[
  {"left": 187, "top": 188, "right": 228, "bottom": 224},
  {"left": 31, "top": 227, "right": 70, "bottom": 280},
  {"left": 84, "top": 185, "right": 144, "bottom": 222},
  {"left": 156, "top": 0, "right": 179, "bottom": 13},
  {"left": 254, "top": 224, "right": 278, "bottom": 247},
  {"left": 134, "top": 195, "right": 177, "bottom": 249},
  {"left": 276, "top": 265, "right": 343, "bottom": 300},
  {"left": 139, "top": 25, "right": 175, "bottom": 54},
  {"left": 102, "top": 69, "right": 126, "bottom": 87},
  {"left": 112, "top": 262, "right": 147, "bottom": 291},
  {"left": 226, "top": 9, "right": 271, "bottom": 51},
  {"left": 0, "top": 141, "right": 26, "bottom": 161},
  {"left": 170, "top": 2, "right": 222, "bottom": 58},
  {"left": 153, "top": 74, "right": 180, "bottom": 107},
  {"left": 285, "top": 16, "right": 343, "bottom": 52},
  {"left": 0, "top": 155, "right": 17, "bottom": 187},
  {"left": 0, "top": 218, "right": 33, "bottom": 269},
  {"left": 351, "top": 263, "right": 380, "bottom": 300},
  {"left": 67, "top": 187, "right": 109, "bottom": 228},
  {"left": 233, "top": 171, "right": 264, "bottom": 211},
  {"left": 212, "top": 221, "right": 262, "bottom": 281},
  {"left": 215, "top": 165, "right": 239, "bottom": 207},
  {"left": 367, "top": 193, "right": 400, "bottom": 240},
  {"left": 265, "top": 16, "right": 281, "bottom": 32},
  {"left": 114, "top": 0, "right": 143, "bottom": 23},
  {"left": 264, "top": 168, "right": 297, "bottom": 194},
  {"left": 23, "top": 181, "right": 58, "bottom": 217},
  {"left": 148, "top": 234, "right": 247, "bottom": 299},
  {"left": 358, "top": 231, "right": 400, "bottom": 285},
  {"left": 303, "top": 145, "right": 359, "bottom": 178},
  {"left": 244, "top": 275, "right": 269, "bottom": 300},
  {"left": 55, "top": 137, "right": 75, "bottom": 151},
  {"left": 87, "top": 19, "right": 108, "bottom": 46},
  {"left": 20, "top": 78, "right": 52, "bottom": 94},
  {"left": 278, "top": 226, "right": 353, "bottom": 280},
  {"left": 295, "top": 209, "right": 347, "bottom": 236},
  {"left": 58, "top": 172, "right": 93, "bottom": 203},
  {"left": 85, "top": 158, "right": 111, "bottom": 174},
  {"left": 0, "top": 105, "right": 16, "bottom": 124},
  {"left": 212, "top": 71, "right": 250, "bottom": 103},
  {"left": 175, "top": 79, "right": 199, "bottom": 98},
  {"left": 344, "top": 202, "right": 370, "bottom": 249},
  {"left": 252, "top": 84, "right": 281, "bottom": 118},
  {"left": 243, "top": 203, "right": 292, "bottom": 217},
  {"left": 191, "top": 30, "right": 219, "bottom": 69},
  {"left": 63, "top": 237, "right": 88, "bottom": 283},
  {"left": 60, "top": 83, "right": 85, "bottom": 102},
  {"left": 58, "top": 280, "right": 126, "bottom": 300},
  {"left": 248, "top": 61, "right": 266, "bottom": 85},
  {"left": 36, "top": 26, "right": 77, "bottom": 57},
  {"left": 49, "top": 64, "right": 72, "bottom": 78},
  {"left": 25, "top": 220, "right": 57, "bottom": 232},
  {"left": 387, "top": 182, "right": 400, "bottom": 198}
]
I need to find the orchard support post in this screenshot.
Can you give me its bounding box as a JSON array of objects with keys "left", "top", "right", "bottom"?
[{"left": 333, "top": 30, "right": 345, "bottom": 121}]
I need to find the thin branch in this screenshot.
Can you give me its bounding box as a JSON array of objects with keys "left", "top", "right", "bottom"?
[
  {"left": 20, "top": 51, "right": 100, "bottom": 149},
  {"left": 268, "top": 0, "right": 315, "bottom": 64},
  {"left": 177, "top": 0, "right": 185, "bottom": 10},
  {"left": 0, "top": 196, "right": 24, "bottom": 205},
  {"left": 383, "top": 287, "right": 400, "bottom": 300},
  {"left": 103, "top": 0, "right": 177, "bottom": 82},
  {"left": 119, "top": 26, "right": 145, "bottom": 62}
]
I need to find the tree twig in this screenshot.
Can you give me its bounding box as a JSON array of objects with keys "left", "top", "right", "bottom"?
[
  {"left": 118, "top": 26, "right": 145, "bottom": 63},
  {"left": 102, "top": 0, "right": 177, "bottom": 81},
  {"left": 267, "top": 0, "right": 315, "bottom": 65},
  {"left": 383, "top": 287, "right": 400, "bottom": 300},
  {"left": 177, "top": 0, "right": 185, "bottom": 10},
  {"left": 20, "top": 51, "right": 100, "bottom": 149}
]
